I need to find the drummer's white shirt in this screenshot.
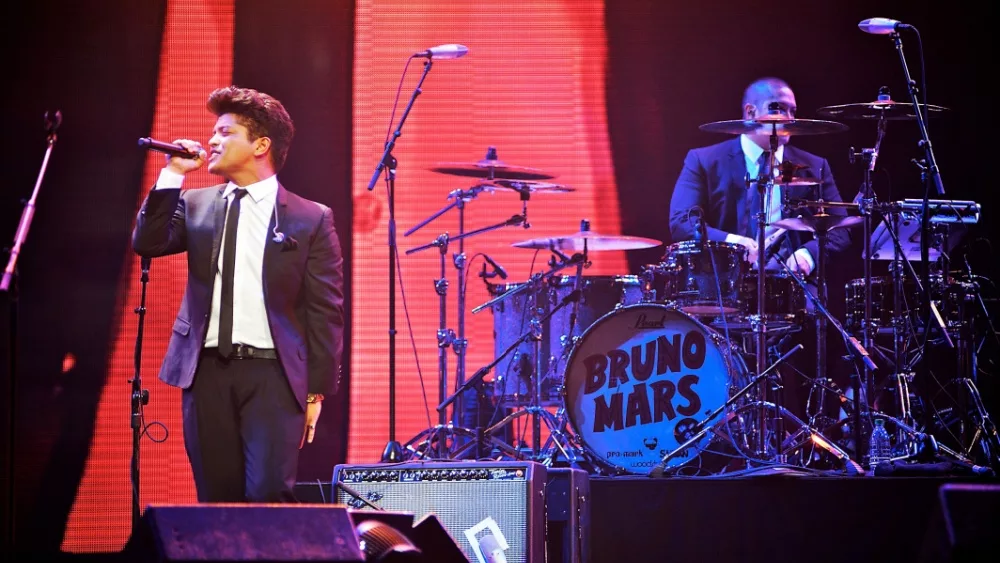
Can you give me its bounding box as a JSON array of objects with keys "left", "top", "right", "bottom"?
[{"left": 724, "top": 135, "right": 814, "bottom": 271}]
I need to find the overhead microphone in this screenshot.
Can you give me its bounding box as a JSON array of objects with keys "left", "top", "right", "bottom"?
[
  {"left": 858, "top": 17, "right": 911, "bottom": 35},
  {"left": 137, "top": 137, "right": 201, "bottom": 159},
  {"left": 413, "top": 43, "right": 469, "bottom": 60},
  {"left": 482, "top": 254, "right": 508, "bottom": 279}
]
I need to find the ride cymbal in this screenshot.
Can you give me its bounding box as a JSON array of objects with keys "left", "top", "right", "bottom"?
[
  {"left": 512, "top": 230, "right": 662, "bottom": 251},
  {"left": 816, "top": 100, "right": 949, "bottom": 121},
  {"left": 700, "top": 117, "right": 848, "bottom": 136}
]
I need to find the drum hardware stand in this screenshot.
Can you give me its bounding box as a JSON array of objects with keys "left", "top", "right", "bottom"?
[
  {"left": 446, "top": 263, "right": 586, "bottom": 462},
  {"left": 648, "top": 344, "right": 804, "bottom": 477},
  {"left": 404, "top": 182, "right": 528, "bottom": 458},
  {"left": 848, "top": 89, "right": 888, "bottom": 459},
  {"left": 775, "top": 246, "right": 879, "bottom": 464},
  {"left": 748, "top": 121, "right": 780, "bottom": 459}
]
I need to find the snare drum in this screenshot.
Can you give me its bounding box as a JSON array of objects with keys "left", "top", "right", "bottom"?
[
  {"left": 720, "top": 271, "right": 808, "bottom": 331},
  {"left": 562, "top": 303, "right": 750, "bottom": 474},
  {"left": 488, "top": 275, "right": 643, "bottom": 406},
  {"left": 648, "top": 241, "right": 747, "bottom": 316}
]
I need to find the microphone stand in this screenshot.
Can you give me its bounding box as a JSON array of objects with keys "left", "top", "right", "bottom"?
[
  {"left": 2, "top": 112, "right": 60, "bottom": 548},
  {"left": 888, "top": 29, "right": 948, "bottom": 435},
  {"left": 649, "top": 344, "right": 804, "bottom": 477},
  {"left": 366, "top": 58, "right": 433, "bottom": 463},
  {"left": 2, "top": 111, "right": 61, "bottom": 292},
  {"left": 130, "top": 258, "right": 151, "bottom": 535}
]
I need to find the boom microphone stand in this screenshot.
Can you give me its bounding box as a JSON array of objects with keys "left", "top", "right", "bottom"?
[{"left": 366, "top": 58, "right": 434, "bottom": 463}]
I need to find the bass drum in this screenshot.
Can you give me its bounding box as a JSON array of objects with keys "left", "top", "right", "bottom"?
[{"left": 563, "top": 303, "right": 749, "bottom": 474}]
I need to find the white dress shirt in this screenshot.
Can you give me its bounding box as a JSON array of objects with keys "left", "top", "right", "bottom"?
[
  {"left": 725, "top": 135, "right": 815, "bottom": 271},
  {"left": 155, "top": 169, "right": 277, "bottom": 349}
]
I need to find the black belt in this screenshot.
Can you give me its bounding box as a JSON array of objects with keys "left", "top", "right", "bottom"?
[{"left": 204, "top": 344, "right": 278, "bottom": 360}]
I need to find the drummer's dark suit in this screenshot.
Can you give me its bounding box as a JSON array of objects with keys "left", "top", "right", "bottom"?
[
  {"left": 669, "top": 136, "right": 850, "bottom": 264},
  {"left": 667, "top": 136, "right": 852, "bottom": 425}
]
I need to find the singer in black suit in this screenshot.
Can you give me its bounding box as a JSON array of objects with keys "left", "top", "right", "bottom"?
[
  {"left": 133, "top": 86, "right": 345, "bottom": 502},
  {"left": 668, "top": 77, "right": 851, "bottom": 424}
]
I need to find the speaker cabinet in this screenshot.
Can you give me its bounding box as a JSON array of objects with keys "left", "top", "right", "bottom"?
[
  {"left": 332, "top": 461, "right": 546, "bottom": 563},
  {"left": 129, "top": 503, "right": 364, "bottom": 562},
  {"left": 545, "top": 468, "right": 590, "bottom": 563}
]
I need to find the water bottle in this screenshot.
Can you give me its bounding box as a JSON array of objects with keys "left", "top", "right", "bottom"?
[{"left": 868, "top": 418, "right": 892, "bottom": 470}]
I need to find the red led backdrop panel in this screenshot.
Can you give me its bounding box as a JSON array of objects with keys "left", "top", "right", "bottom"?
[
  {"left": 62, "top": 0, "right": 235, "bottom": 552},
  {"left": 350, "top": 0, "right": 626, "bottom": 462}
]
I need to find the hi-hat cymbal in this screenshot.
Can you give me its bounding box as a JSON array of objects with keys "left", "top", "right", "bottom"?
[
  {"left": 774, "top": 214, "right": 864, "bottom": 234},
  {"left": 490, "top": 179, "right": 575, "bottom": 193},
  {"left": 430, "top": 159, "right": 556, "bottom": 180},
  {"left": 512, "top": 230, "right": 662, "bottom": 251},
  {"left": 772, "top": 161, "right": 820, "bottom": 186},
  {"left": 700, "top": 117, "right": 849, "bottom": 136},
  {"left": 816, "top": 100, "right": 950, "bottom": 121}
]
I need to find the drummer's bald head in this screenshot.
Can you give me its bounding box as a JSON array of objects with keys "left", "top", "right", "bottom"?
[{"left": 742, "top": 77, "right": 795, "bottom": 119}]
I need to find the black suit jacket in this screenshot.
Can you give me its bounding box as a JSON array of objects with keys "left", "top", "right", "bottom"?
[
  {"left": 668, "top": 137, "right": 850, "bottom": 266},
  {"left": 132, "top": 183, "right": 345, "bottom": 410}
]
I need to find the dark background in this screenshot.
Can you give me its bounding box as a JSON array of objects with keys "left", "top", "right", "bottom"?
[{"left": 2, "top": 0, "right": 995, "bottom": 556}]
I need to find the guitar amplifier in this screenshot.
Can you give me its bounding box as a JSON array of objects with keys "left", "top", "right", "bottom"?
[{"left": 332, "top": 460, "right": 546, "bottom": 563}]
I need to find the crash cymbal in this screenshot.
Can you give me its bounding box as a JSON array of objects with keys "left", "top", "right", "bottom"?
[
  {"left": 773, "top": 214, "right": 864, "bottom": 234},
  {"left": 430, "top": 159, "right": 556, "bottom": 181},
  {"left": 816, "top": 100, "right": 949, "bottom": 121},
  {"left": 700, "top": 117, "right": 848, "bottom": 136},
  {"left": 512, "top": 230, "right": 662, "bottom": 251},
  {"left": 491, "top": 179, "right": 575, "bottom": 193}
]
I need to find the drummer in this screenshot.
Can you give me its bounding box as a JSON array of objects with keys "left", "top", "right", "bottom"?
[
  {"left": 667, "top": 76, "right": 852, "bottom": 423},
  {"left": 668, "top": 76, "right": 850, "bottom": 273}
]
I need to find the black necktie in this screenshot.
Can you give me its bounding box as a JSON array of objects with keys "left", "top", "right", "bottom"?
[
  {"left": 748, "top": 151, "right": 771, "bottom": 239},
  {"left": 218, "top": 188, "right": 247, "bottom": 359}
]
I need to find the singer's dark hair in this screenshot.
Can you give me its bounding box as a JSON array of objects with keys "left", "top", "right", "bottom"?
[{"left": 207, "top": 85, "right": 295, "bottom": 172}]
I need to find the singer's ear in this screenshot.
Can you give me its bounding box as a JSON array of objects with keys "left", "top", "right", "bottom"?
[{"left": 254, "top": 136, "right": 272, "bottom": 158}]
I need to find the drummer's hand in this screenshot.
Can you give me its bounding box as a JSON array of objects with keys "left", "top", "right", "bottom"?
[
  {"left": 726, "top": 234, "right": 758, "bottom": 264},
  {"left": 786, "top": 249, "right": 814, "bottom": 277},
  {"left": 164, "top": 139, "right": 207, "bottom": 175}
]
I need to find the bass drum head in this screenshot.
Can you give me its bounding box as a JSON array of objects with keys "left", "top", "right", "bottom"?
[{"left": 564, "top": 303, "right": 747, "bottom": 475}]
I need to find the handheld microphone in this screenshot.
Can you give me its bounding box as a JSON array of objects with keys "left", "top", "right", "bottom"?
[
  {"left": 858, "top": 18, "right": 911, "bottom": 35},
  {"left": 482, "top": 254, "right": 508, "bottom": 279},
  {"left": 138, "top": 137, "right": 201, "bottom": 159},
  {"left": 414, "top": 44, "right": 469, "bottom": 59}
]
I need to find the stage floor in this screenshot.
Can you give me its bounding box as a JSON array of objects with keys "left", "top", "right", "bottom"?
[{"left": 588, "top": 471, "right": 995, "bottom": 563}]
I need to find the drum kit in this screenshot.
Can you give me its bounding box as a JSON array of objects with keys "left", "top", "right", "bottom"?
[{"left": 395, "top": 97, "right": 999, "bottom": 477}]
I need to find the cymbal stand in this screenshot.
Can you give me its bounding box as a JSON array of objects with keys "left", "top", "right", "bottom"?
[
  {"left": 404, "top": 186, "right": 526, "bottom": 458},
  {"left": 748, "top": 123, "right": 779, "bottom": 459},
  {"left": 848, "top": 87, "right": 890, "bottom": 460}
]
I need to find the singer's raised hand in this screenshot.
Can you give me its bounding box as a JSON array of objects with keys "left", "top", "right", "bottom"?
[{"left": 165, "top": 139, "right": 207, "bottom": 174}]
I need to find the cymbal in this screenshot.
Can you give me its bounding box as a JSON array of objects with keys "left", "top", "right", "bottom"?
[
  {"left": 816, "top": 100, "right": 950, "bottom": 121},
  {"left": 773, "top": 176, "right": 821, "bottom": 187},
  {"left": 700, "top": 117, "right": 848, "bottom": 136},
  {"left": 490, "top": 179, "right": 575, "bottom": 193},
  {"left": 772, "top": 161, "right": 819, "bottom": 186},
  {"left": 512, "top": 230, "right": 662, "bottom": 251},
  {"left": 430, "top": 159, "right": 555, "bottom": 181},
  {"left": 773, "top": 214, "right": 864, "bottom": 234}
]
